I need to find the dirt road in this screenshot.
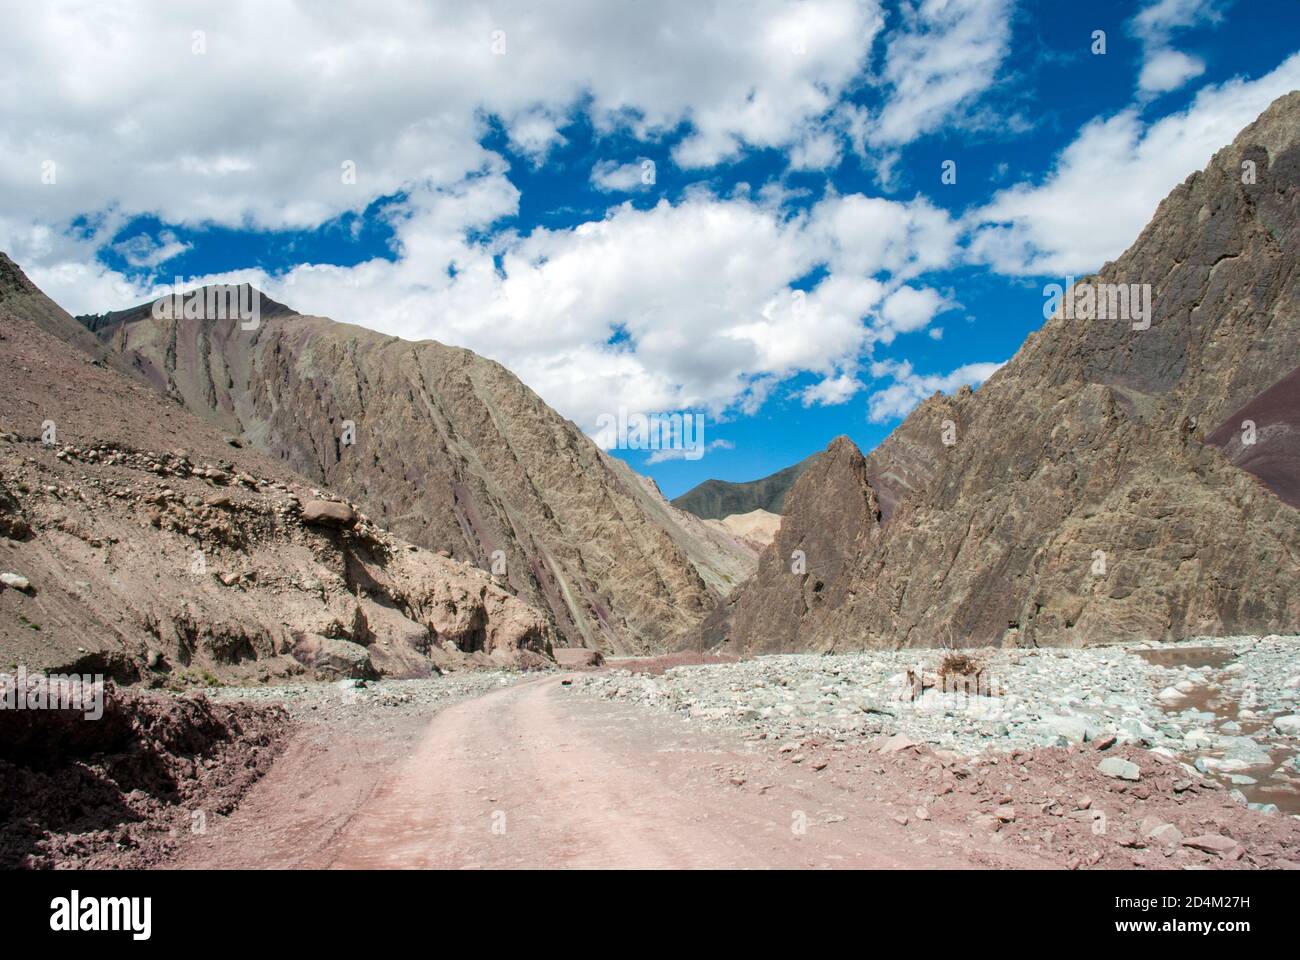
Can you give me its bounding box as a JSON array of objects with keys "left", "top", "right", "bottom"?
[{"left": 180, "top": 675, "right": 1060, "bottom": 869}]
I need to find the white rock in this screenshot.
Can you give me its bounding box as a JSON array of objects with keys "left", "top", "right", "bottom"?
[
  {"left": 0, "top": 572, "right": 32, "bottom": 592},
  {"left": 1098, "top": 757, "right": 1141, "bottom": 781},
  {"left": 1273, "top": 715, "right": 1300, "bottom": 737}
]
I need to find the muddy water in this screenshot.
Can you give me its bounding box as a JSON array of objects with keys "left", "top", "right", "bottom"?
[
  {"left": 1134, "top": 647, "right": 1238, "bottom": 670},
  {"left": 1137, "top": 648, "right": 1300, "bottom": 816}
]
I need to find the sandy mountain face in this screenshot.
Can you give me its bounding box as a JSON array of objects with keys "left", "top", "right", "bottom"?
[
  {"left": 78, "top": 288, "right": 746, "bottom": 656},
  {"left": 671, "top": 455, "right": 814, "bottom": 519},
  {"left": 699, "top": 92, "right": 1300, "bottom": 653},
  {"left": 0, "top": 254, "right": 554, "bottom": 683},
  {"left": 704, "top": 509, "right": 782, "bottom": 551}
]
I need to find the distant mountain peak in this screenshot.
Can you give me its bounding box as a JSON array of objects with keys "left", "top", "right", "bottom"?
[{"left": 672, "top": 453, "right": 818, "bottom": 520}]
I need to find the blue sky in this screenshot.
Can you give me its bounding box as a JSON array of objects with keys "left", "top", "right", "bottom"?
[{"left": 5, "top": 0, "right": 1299, "bottom": 498}]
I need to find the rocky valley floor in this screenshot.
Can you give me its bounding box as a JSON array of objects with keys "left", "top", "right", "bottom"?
[{"left": 158, "top": 635, "right": 1300, "bottom": 870}]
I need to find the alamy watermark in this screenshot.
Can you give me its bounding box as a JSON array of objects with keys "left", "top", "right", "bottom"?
[
  {"left": 1043, "top": 277, "right": 1152, "bottom": 330},
  {"left": 595, "top": 407, "right": 706, "bottom": 461},
  {"left": 50, "top": 891, "right": 151, "bottom": 940},
  {"left": 1, "top": 665, "right": 104, "bottom": 720}
]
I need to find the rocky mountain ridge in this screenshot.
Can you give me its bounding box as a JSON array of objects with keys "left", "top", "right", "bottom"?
[
  {"left": 76, "top": 286, "right": 750, "bottom": 656},
  {"left": 0, "top": 254, "right": 554, "bottom": 683},
  {"left": 671, "top": 454, "right": 815, "bottom": 519},
  {"left": 697, "top": 92, "right": 1300, "bottom": 652}
]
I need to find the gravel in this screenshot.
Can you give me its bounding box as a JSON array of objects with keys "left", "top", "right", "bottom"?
[
  {"left": 203, "top": 672, "right": 524, "bottom": 725},
  {"left": 577, "top": 634, "right": 1300, "bottom": 810}
]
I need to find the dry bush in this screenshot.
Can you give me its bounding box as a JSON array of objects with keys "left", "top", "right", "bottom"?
[{"left": 938, "top": 651, "right": 982, "bottom": 680}]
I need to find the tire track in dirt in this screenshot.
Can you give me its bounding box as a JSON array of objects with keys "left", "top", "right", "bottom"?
[{"left": 307, "top": 676, "right": 1017, "bottom": 869}]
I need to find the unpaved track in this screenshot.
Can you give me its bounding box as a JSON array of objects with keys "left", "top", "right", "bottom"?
[
  {"left": 274, "top": 675, "right": 1039, "bottom": 869},
  {"left": 178, "top": 674, "right": 1058, "bottom": 869}
]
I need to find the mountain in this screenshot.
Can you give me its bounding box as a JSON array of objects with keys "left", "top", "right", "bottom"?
[
  {"left": 0, "top": 254, "right": 554, "bottom": 682},
  {"left": 671, "top": 455, "right": 815, "bottom": 519},
  {"left": 77, "top": 288, "right": 749, "bottom": 656},
  {"left": 695, "top": 92, "right": 1300, "bottom": 653},
  {"left": 704, "top": 509, "right": 781, "bottom": 551}
]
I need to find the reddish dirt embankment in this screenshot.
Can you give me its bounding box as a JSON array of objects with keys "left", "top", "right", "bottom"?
[{"left": 0, "top": 680, "right": 287, "bottom": 868}]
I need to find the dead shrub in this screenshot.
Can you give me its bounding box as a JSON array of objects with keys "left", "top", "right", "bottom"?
[{"left": 938, "top": 651, "right": 982, "bottom": 679}]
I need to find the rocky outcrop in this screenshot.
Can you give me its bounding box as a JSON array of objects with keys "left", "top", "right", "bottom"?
[
  {"left": 671, "top": 454, "right": 815, "bottom": 519},
  {"left": 0, "top": 257, "right": 554, "bottom": 682},
  {"left": 698, "top": 92, "right": 1300, "bottom": 652},
  {"left": 77, "top": 285, "right": 748, "bottom": 656}
]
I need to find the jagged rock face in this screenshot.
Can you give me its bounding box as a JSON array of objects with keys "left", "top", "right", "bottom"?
[
  {"left": 77, "top": 288, "right": 743, "bottom": 655},
  {"left": 700, "top": 92, "right": 1300, "bottom": 652},
  {"left": 0, "top": 259, "right": 554, "bottom": 682},
  {"left": 697, "top": 439, "right": 879, "bottom": 652},
  {"left": 672, "top": 455, "right": 813, "bottom": 519}
]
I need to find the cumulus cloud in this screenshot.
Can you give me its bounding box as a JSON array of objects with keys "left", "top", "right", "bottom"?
[
  {"left": 1139, "top": 48, "right": 1206, "bottom": 94},
  {"left": 849, "top": 0, "right": 1015, "bottom": 153},
  {"left": 878, "top": 286, "right": 950, "bottom": 341},
  {"left": 799, "top": 372, "right": 864, "bottom": 406},
  {"left": 968, "top": 51, "right": 1300, "bottom": 276},
  {"left": 0, "top": 0, "right": 1046, "bottom": 443},
  {"left": 82, "top": 186, "right": 958, "bottom": 435},
  {"left": 0, "top": 0, "right": 885, "bottom": 248},
  {"left": 788, "top": 130, "right": 843, "bottom": 171},
  {"left": 866, "top": 358, "right": 1003, "bottom": 422},
  {"left": 1130, "top": 0, "right": 1220, "bottom": 96}
]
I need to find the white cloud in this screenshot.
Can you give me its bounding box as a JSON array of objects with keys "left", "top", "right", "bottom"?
[
  {"left": 111, "top": 230, "right": 192, "bottom": 268},
  {"left": 866, "top": 358, "right": 1003, "bottom": 422},
  {"left": 788, "top": 130, "right": 843, "bottom": 171},
  {"left": 968, "top": 51, "right": 1300, "bottom": 276},
  {"left": 851, "top": 0, "right": 1015, "bottom": 151},
  {"left": 1139, "top": 48, "right": 1206, "bottom": 95},
  {"left": 37, "top": 185, "right": 960, "bottom": 436},
  {"left": 590, "top": 159, "right": 653, "bottom": 192},
  {"left": 1132, "top": 0, "right": 1218, "bottom": 35},
  {"left": 799, "top": 372, "right": 864, "bottom": 406},
  {"left": 878, "top": 285, "right": 949, "bottom": 341},
  {"left": 1130, "top": 0, "right": 1220, "bottom": 96},
  {"left": 0, "top": 0, "right": 885, "bottom": 252},
  {"left": 809, "top": 193, "right": 960, "bottom": 280}
]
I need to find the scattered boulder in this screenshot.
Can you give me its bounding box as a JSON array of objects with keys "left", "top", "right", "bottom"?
[
  {"left": 1098, "top": 757, "right": 1141, "bottom": 781},
  {"left": 300, "top": 500, "right": 357, "bottom": 528},
  {"left": 0, "top": 572, "right": 32, "bottom": 593},
  {"left": 877, "top": 733, "right": 918, "bottom": 754},
  {"left": 1183, "top": 834, "right": 1244, "bottom": 860},
  {"left": 1145, "top": 823, "right": 1183, "bottom": 849},
  {"left": 290, "top": 634, "right": 374, "bottom": 680},
  {"left": 1273, "top": 715, "right": 1300, "bottom": 737},
  {"left": 1040, "top": 715, "right": 1088, "bottom": 746}
]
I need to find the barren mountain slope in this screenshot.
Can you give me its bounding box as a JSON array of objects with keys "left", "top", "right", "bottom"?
[
  {"left": 79, "top": 293, "right": 748, "bottom": 656},
  {"left": 0, "top": 255, "right": 553, "bottom": 683},
  {"left": 704, "top": 509, "right": 781, "bottom": 550},
  {"left": 671, "top": 454, "right": 814, "bottom": 519},
  {"left": 698, "top": 91, "right": 1300, "bottom": 653}
]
